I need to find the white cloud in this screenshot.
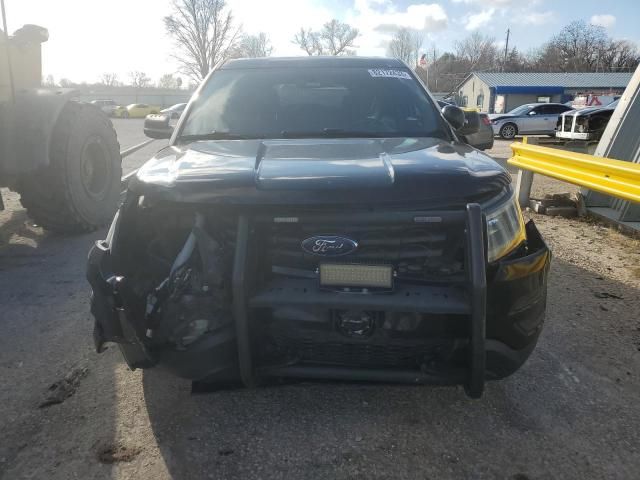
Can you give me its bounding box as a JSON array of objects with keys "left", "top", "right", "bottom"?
[
  {"left": 346, "top": 1, "right": 449, "bottom": 56},
  {"left": 590, "top": 14, "right": 616, "bottom": 29},
  {"left": 453, "top": 0, "right": 517, "bottom": 6},
  {"left": 9, "top": 0, "right": 179, "bottom": 83},
  {"left": 230, "top": 0, "right": 334, "bottom": 56},
  {"left": 464, "top": 8, "right": 495, "bottom": 31},
  {"left": 514, "top": 11, "right": 554, "bottom": 25}
]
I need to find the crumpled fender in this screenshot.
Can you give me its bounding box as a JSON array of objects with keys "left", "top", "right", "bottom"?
[
  {"left": 0, "top": 88, "right": 79, "bottom": 176},
  {"left": 87, "top": 205, "right": 156, "bottom": 370}
]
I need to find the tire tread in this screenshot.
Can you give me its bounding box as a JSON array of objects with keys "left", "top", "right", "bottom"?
[{"left": 17, "top": 102, "right": 121, "bottom": 233}]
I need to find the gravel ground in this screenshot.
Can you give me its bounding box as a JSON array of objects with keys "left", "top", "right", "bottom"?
[{"left": 0, "top": 127, "right": 639, "bottom": 480}]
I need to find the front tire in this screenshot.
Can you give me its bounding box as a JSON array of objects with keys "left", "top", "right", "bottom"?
[
  {"left": 17, "top": 102, "right": 122, "bottom": 233},
  {"left": 499, "top": 123, "right": 517, "bottom": 140}
]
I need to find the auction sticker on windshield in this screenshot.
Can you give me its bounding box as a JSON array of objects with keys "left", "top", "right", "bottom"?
[{"left": 368, "top": 69, "right": 412, "bottom": 79}]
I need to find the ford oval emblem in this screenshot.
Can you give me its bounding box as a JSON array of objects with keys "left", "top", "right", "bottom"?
[{"left": 301, "top": 235, "right": 358, "bottom": 256}]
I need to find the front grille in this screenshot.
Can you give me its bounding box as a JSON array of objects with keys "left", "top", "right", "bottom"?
[
  {"left": 270, "top": 336, "right": 455, "bottom": 369},
  {"left": 260, "top": 215, "right": 466, "bottom": 283}
]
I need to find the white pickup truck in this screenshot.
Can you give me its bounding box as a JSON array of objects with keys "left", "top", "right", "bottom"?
[{"left": 556, "top": 99, "right": 619, "bottom": 141}]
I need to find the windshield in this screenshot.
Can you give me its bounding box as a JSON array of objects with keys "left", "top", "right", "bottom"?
[
  {"left": 507, "top": 104, "right": 533, "bottom": 116},
  {"left": 179, "top": 66, "right": 449, "bottom": 140}
]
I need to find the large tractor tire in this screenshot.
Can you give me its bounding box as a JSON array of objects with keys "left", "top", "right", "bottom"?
[{"left": 17, "top": 101, "right": 121, "bottom": 233}]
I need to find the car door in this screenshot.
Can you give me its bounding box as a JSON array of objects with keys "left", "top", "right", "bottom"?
[{"left": 519, "top": 105, "right": 547, "bottom": 133}]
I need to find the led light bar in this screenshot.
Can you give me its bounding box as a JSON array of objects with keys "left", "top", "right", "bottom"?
[{"left": 319, "top": 264, "right": 393, "bottom": 288}]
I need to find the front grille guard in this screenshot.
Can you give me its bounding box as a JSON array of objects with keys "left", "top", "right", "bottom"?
[{"left": 231, "top": 204, "right": 487, "bottom": 398}]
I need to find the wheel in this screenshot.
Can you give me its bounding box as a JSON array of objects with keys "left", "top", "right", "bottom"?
[
  {"left": 17, "top": 101, "right": 122, "bottom": 233},
  {"left": 499, "top": 123, "right": 517, "bottom": 139}
]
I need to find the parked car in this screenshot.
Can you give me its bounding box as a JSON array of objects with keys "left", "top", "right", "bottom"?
[
  {"left": 88, "top": 57, "right": 550, "bottom": 398},
  {"left": 489, "top": 103, "right": 573, "bottom": 139},
  {"left": 438, "top": 101, "right": 493, "bottom": 150},
  {"left": 556, "top": 100, "right": 619, "bottom": 141},
  {"left": 113, "top": 103, "right": 161, "bottom": 118},
  {"left": 90, "top": 99, "right": 118, "bottom": 116},
  {"left": 161, "top": 103, "right": 187, "bottom": 119}
]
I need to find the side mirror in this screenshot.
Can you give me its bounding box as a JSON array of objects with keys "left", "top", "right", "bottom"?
[
  {"left": 144, "top": 114, "right": 174, "bottom": 139},
  {"left": 528, "top": 111, "right": 537, "bottom": 116},
  {"left": 442, "top": 104, "right": 466, "bottom": 130}
]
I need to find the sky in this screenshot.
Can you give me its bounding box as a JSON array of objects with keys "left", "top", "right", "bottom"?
[{"left": 4, "top": 0, "right": 640, "bottom": 84}]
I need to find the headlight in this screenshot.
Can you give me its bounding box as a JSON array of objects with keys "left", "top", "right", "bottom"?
[{"left": 485, "top": 192, "right": 526, "bottom": 263}]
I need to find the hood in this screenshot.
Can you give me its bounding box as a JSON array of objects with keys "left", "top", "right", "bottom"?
[
  {"left": 563, "top": 105, "right": 612, "bottom": 117},
  {"left": 131, "top": 137, "right": 510, "bottom": 206},
  {"left": 488, "top": 113, "right": 515, "bottom": 121}
]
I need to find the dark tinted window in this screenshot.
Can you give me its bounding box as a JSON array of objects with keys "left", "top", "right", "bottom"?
[
  {"left": 180, "top": 67, "right": 449, "bottom": 139},
  {"left": 540, "top": 104, "right": 569, "bottom": 114}
]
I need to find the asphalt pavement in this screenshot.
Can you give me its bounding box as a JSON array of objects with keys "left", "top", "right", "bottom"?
[{"left": 112, "top": 118, "right": 166, "bottom": 174}]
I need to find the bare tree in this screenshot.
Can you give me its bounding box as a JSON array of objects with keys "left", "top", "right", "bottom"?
[
  {"left": 531, "top": 21, "right": 639, "bottom": 72},
  {"left": 293, "top": 19, "right": 359, "bottom": 56},
  {"left": 129, "top": 71, "right": 151, "bottom": 88},
  {"left": 598, "top": 40, "right": 639, "bottom": 71},
  {"left": 454, "top": 32, "right": 498, "bottom": 71},
  {"left": 43, "top": 74, "right": 56, "bottom": 87},
  {"left": 158, "top": 73, "right": 179, "bottom": 89},
  {"left": 100, "top": 72, "right": 119, "bottom": 87},
  {"left": 542, "top": 21, "right": 609, "bottom": 71},
  {"left": 502, "top": 47, "right": 529, "bottom": 73},
  {"left": 235, "top": 32, "right": 272, "bottom": 58},
  {"left": 322, "top": 19, "right": 359, "bottom": 55},
  {"left": 387, "top": 28, "right": 424, "bottom": 66},
  {"left": 293, "top": 28, "right": 323, "bottom": 55},
  {"left": 164, "top": 0, "right": 242, "bottom": 82}
]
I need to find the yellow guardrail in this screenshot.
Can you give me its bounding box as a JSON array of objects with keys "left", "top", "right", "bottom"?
[{"left": 508, "top": 141, "right": 640, "bottom": 204}]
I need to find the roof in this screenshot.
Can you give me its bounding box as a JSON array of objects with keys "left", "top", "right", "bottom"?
[
  {"left": 467, "top": 72, "right": 633, "bottom": 89},
  {"left": 222, "top": 56, "right": 405, "bottom": 69}
]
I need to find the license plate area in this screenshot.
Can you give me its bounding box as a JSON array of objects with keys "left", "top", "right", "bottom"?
[{"left": 319, "top": 264, "right": 393, "bottom": 290}]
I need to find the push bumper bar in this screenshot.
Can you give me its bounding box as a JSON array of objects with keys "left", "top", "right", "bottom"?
[{"left": 231, "top": 204, "right": 489, "bottom": 398}]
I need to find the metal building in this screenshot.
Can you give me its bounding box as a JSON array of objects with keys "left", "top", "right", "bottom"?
[{"left": 455, "top": 72, "right": 633, "bottom": 113}]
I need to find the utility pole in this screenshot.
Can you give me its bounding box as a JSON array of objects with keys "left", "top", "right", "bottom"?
[{"left": 502, "top": 28, "right": 510, "bottom": 72}]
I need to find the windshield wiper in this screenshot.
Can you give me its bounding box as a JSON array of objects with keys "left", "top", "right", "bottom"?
[
  {"left": 280, "top": 129, "right": 390, "bottom": 139},
  {"left": 179, "top": 131, "right": 263, "bottom": 141}
]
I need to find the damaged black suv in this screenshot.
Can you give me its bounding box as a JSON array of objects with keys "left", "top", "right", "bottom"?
[{"left": 88, "top": 57, "right": 550, "bottom": 398}]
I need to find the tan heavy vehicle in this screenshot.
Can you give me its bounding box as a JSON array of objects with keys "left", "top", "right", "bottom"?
[{"left": 0, "top": 3, "right": 121, "bottom": 232}]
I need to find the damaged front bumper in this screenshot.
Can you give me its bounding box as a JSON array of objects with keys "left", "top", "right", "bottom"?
[{"left": 87, "top": 201, "right": 550, "bottom": 398}]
